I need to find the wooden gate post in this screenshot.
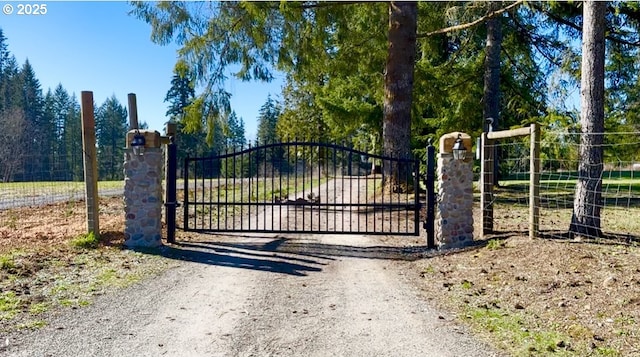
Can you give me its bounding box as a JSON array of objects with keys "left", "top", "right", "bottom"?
[
  {"left": 529, "top": 124, "right": 540, "bottom": 239},
  {"left": 81, "top": 91, "right": 99, "bottom": 238}
]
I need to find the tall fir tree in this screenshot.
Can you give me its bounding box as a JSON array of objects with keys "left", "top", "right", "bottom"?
[
  {"left": 64, "top": 94, "right": 83, "bottom": 180},
  {"left": 19, "top": 60, "right": 45, "bottom": 180},
  {"left": 256, "top": 95, "right": 280, "bottom": 145},
  {"left": 96, "top": 95, "right": 128, "bottom": 180},
  {"left": 0, "top": 28, "right": 11, "bottom": 114},
  {"left": 225, "top": 110, "right": 246, "bottom": 149},
  {"left": 164, "top": 61, "right": 209, "bottom": 175}
]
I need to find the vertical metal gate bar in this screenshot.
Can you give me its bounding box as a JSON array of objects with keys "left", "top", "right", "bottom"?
[
  {"left": 332, "top": 146, "right": 337, "bottom": 232},
  {"left": 320, "top": 145, "right": 324, "bottom": 231},
  {"left": 357, "top": 154, "right": 361, "bottom": 233},
  {"left": 384, "top": 158, "right": 388, "bottom": 232},
  {"left": 195, "top": 160, "right": 199, "bottom": 230},
  {"left": 426, "top": 141, "right": 436, "bottom": 248},
  {"left": 413, "top": 159, "right": 420, "bottom": 235},
  {"left": 392, "top": 161, "right": 402, "bottom": 232},
  {"left": 271, "top": 145, "right": 275, "bottom": 231},
  {"left": 232, "top": 148, "right": 237, "bottom": 231},
  {"left": 348, "top": 151, "right": 353, "bottom": 233},
  {"left": 224, "top": 150, "right": 229, "bottom": 231},
  {"left": 194, "top": 158, "right": 199, "bottom": 230},
  {"left": 248, "top": 143, "right": 252, "bottom": 231},
  {"left": 356, "top": 155, "right": 367, "bottom": 233},
  {"left": 165, "top": 136, "right": 177, "bottom": 243},
  {"left": 262, "top": 144, "right": 266, "bottom": 230},
  {"left": 254, "top": 145, "right": 258, "bottom": 230},
  {"left": 286, "top": 143, "right": 291, "bottom": 231},
  {"left": 204, "top": 158, "right": 209, "bottom": 230},
  {"left": 184, "top": 157, "right": 189, "bottom": 231},
  {"left": 294, "top": 141, "right": 298, "bottom": 231},
  {"left": 240, "top": 148, "right": 244, "bottom": 231},
  {"left": 210, "top": 157, "right": 215, "bottom": 230},
  {"left": 373, "top": 158, "right": 378, "bottom": 233},
  {"left": 278, "top": 145, "right": 283, "bottom": 231},
  {"left": 302, "top": 145, "right": 306, "bottom": 231},
  {"left": 341, "top": 147, "right": 345, "bottom": 232},
  {"left": 308, "top": 146, "right": 315, "bottom": 232},
  {"left": 318, "top": 144, "right": 322, "bottom": 232}
]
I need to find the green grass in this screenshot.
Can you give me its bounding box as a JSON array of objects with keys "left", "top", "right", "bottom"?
[
  {"left": 489, "top": 174, "right": 640, "bottom": 236},
  {"left": 0, "top": 180, "right": 124, "bottom": 200},
  {"left": 17, "top": 320, "right": 47, "bottom": 329},
  {"left": 28, "top": 302, "right": 48, "bottom": 315},
  {"left": 0, "top": 292, "right": 21, "bottom": 320},
  {"left": 498, "top": 176, "right": 640, "bottom": 196},
  {"left": 69, "top": 232, "right": 100, "bottom": 249},
  {"left": 0, "top": 254, "right": 16, "bottom": 270},
  {"left": 465, "top": 306, "right": 575, "bottom": 356},
  {"left": 486, "top": 239, "right": 505, "bottom": 250}
]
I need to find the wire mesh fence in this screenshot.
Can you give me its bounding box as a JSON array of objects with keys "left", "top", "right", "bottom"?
[
  {"left": 484, "top": 131, "right": 640, "bottom": 240},
  {"left": 0, "top": 152, "right": 126, "bottom": 232}
]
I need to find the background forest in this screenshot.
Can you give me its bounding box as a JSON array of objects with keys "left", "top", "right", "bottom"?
[{"left": 2, "top": 1, "right": 640, "bottom": 183}]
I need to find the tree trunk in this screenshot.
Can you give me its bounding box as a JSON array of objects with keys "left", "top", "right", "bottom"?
[
  {"left": 383, "top": 1, "right": 417, "bottom": 192},
  {"left": 569, "top": 1, "right": 606, "bottom": 239},
  {"left": 483, "top": 2, "right": 502, "bottom": 186}
]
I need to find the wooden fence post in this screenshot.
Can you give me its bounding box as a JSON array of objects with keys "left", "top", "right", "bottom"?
[
  {"left": 128, "top": 93, "right": 139, "bottom": 130},
  {"left": 81, "top": 91, "right": 99, "bottom": 238},
  {"left": 530, "top": 124, "right": 541, "bottom": 239}
]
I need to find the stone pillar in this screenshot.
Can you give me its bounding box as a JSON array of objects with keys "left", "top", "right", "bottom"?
[
  {"left": 435, "top": 132, "right": 474, "bottom": 249},
  {"left": 124, "top": 130, "right": 163, "bottom": 247}
]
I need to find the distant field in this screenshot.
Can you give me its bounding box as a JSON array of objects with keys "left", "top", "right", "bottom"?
[
  {"left": 498, "top": 175, "right": 640, "bottom": 196},
  {"left": 0, "top": 181, "right": 124, "bottom": 200},
  {"left": 488, "top": 174, "right": 640, "bottom": 238}
]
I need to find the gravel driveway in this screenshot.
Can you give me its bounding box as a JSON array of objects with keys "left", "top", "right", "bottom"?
[{"left": 5, "top": 232, "right": 502, "bottom": 357}]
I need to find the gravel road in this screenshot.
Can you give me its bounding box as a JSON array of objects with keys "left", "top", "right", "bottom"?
[{"left": 4, "top": 232, "right": 502, "bottom": 357}]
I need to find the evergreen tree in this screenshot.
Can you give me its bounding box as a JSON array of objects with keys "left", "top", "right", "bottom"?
[
  {"left": 19, "top": 60, "right": 45, "bottom": 180},
  {"left": 256, "top": 95, "right": 280, "bottom": 145},
  {"left": 51, "top": 84, "right": 71, "bottom": 179},
  {"left": 64, "top": 94, "right": 83, "bottom": 181},
  {"left": 164, "top": 61, "right": 209, "bottom": 176},
  {"left": 165, "top": 60, "right": 196, "bottom": 120},
  {"left": 226, "top": 110, "right": 246, "bottom": 149},
  {"left": 96, "top": 95, "right": 128, "bottom": 180},
  {"left": 38, "top": 89, "right": 58, "bottom": 180},
  {"left": 1, "top": 56, "right": 20, "bottom": 114},
  {"left": 0, "top": 28, "right": 11, "bottom": 114}
]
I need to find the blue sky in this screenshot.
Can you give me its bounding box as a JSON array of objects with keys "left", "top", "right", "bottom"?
[{"left": 1, "top": 1, "right": 283, "bottom": 140}]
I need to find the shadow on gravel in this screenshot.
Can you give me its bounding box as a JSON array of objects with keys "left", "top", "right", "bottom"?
[
  {"left": 148, "top": 241, "right": 325, "bottom": 276},
  {"left": 176, "top": 236, "right": 435, "bottom": 262}
]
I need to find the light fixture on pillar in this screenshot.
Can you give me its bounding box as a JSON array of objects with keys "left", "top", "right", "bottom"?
[
  {"left": 452, "top": 133, "right": 467, "bottom": 161},
  {"left": 131, "top": 129, "right": 146, "bottom": 156}
]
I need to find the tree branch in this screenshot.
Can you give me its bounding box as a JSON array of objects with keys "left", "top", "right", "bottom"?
[
  {"left": 417, "top": 0, "right": 524, "bottom": 38},
  {"left": 531, "top": 3, "right": 640, "bottom": 47}
]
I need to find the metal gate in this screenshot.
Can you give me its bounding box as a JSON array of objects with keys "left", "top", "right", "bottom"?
[{"left": 182, "top": 142, "right": 420, "bottom": 235}]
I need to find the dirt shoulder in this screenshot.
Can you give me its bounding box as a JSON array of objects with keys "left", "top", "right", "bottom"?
[{"left": 405, "top": 234, "right": 640, "bottom": 357}]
